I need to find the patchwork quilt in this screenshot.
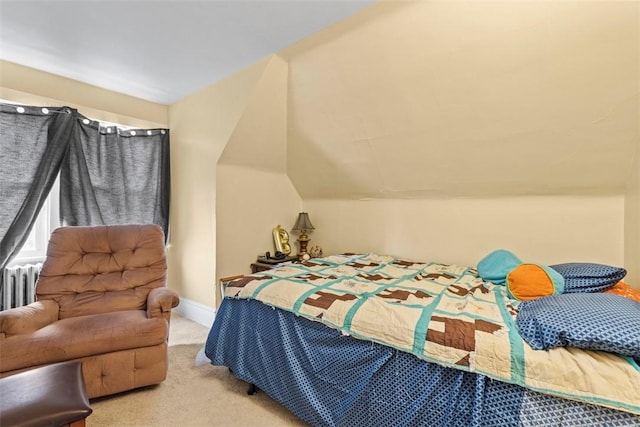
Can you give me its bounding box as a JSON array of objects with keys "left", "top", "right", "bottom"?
[{"left": 224, "top": 253, "right": 640, "bottom": 415}]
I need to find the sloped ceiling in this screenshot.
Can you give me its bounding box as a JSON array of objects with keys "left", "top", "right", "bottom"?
[
  {"left": 284, "top": 1, "right": 640, "bottom": 199},
  {"left": 0, "top": 0, "right": 377, "bottom": 104},
  {"left": 219, "top": 56, "right": 289, "bottom": 173}
]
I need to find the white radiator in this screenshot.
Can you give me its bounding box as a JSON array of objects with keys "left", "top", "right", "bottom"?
[{"left": 1, "top": 263, "right": 42, "bottom": 311}]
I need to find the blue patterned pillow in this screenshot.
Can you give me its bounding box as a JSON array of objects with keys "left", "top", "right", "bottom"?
[
  {"left": 517, "top": 293, "right": 640, "bottom": 361},
  {"left": 549, "top": 263, "right": 626, "bottom": 293}
]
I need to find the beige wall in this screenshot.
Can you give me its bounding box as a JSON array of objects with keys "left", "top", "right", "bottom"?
[
  {"left": 0, "top": 61, "right": 167, "bottom": 128},
  {"left": 217, "top": 165, "right": 301, "bottom": 289},
  {"left": 168, "top": 56, "right": 303, "bottom": 308},
  {"left": 283, "top": 1, "right": 639, "bottom": 200},
  {"left": 218, "top": 56, "right": 288, "bottom": 173},
  {"left": 216, "top": 56, "right": 302, "bottom": 298},
  {"left": 167, "top": 57, "right": 271, "bottom": 307},
  {"left": 3, "top": 0, "right": 638, "bottom": 308},
  {"left": 281, "top": 0, "right": 637, "bottom": 290},
  {"left": 625, "top": 143, "right": 640, "bottom": 289},
  {"left": 304, "top": 196, "right": 625, "bottom": 270}
]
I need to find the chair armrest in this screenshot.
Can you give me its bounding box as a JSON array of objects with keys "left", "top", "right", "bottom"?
[
  {"left": 0, "top": 300, "right": 59, "bottom": 338},
  {"left": 146, "top": 287, "right": 180, "bottom": 322}
]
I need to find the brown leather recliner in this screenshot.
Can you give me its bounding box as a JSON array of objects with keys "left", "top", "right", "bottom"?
[{"left": 0, "top": 224, "right": 180, "bottom": 398}]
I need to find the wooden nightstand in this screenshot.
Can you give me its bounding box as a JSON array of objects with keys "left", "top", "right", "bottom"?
[
  {"left": 251, "top": 256, "right": 297, "bottom": 273},
  {"left": 251, "top": 262, "right": 275, "bottom": 273}
]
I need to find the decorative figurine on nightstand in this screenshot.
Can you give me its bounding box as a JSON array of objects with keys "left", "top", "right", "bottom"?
[
  {"left": 292, "top": 212, "right": 315, "bottom": 260},
  {"left": 272, "top": 225, "right": 292, "bottom": 256},
  {"left": 309, "top": 245, "right": 323, "bottom": 258}
]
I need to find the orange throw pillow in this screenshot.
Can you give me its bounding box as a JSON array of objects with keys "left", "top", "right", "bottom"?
[
  {"left": 506, "top": 264, "right": 564, "bottom": 301},
  {"left": 604, "top": 281, "right": 640, "bottom": 303}
]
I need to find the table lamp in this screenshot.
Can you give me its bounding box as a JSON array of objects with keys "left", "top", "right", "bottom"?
[{"left": 292, "top": 212, "right": 314, "bottom": 259}]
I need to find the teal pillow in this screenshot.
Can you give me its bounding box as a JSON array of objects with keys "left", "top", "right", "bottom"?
[{"left": 477, "top": 249, "right": 522, "bottom": 285}]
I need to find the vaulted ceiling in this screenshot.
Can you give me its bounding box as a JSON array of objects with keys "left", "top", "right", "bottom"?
[
  {"left": 0, "top": 0, "right": 377, "bottom": 104},
  {"left": 283, "top": 1, "right": 639, "bottom": 199}
]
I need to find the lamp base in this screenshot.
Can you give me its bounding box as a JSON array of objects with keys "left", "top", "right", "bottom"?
[{"left": 297, "top": 234, "right": 310, "bottom": 259}]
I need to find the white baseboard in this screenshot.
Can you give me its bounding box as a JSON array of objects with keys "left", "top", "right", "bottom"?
[{"left": 174, "top": 297, "right": 216, "bottom": 328}]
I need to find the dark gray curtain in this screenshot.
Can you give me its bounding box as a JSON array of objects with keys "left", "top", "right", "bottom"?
[
  {"left": 60, "top": 114, "right": 170, "bottom": 240},
  {"left": 0, "top": 105, "right": 75, "bottom": 270}
]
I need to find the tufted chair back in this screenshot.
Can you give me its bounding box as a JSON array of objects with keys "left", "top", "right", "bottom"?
[{"left": 35, "top": 224, "right": 167, "bottom": 319}]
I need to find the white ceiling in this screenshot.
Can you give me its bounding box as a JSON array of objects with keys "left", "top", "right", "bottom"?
[{"left": 0, "top": 0, "right": 377, "bottom": 105}]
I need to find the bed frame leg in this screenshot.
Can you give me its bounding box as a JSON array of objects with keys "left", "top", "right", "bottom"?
[{"left": 228, "top": 367, "right": 257, "bottom": 395}]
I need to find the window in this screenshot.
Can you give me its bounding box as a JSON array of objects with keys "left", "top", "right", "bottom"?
[
  {"left": 10, "top": 117, "right": 132, "bottom": 265},
  {"left": 10, "top": 175, "right": 60, "bottom": 265},
  {"left": 5, "top": 105, "right": 139, "bottom": 266}
]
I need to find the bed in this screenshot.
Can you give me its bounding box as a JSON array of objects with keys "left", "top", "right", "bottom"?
[{"left": 205, "top": 253, "right": 640, "bottom": 426}]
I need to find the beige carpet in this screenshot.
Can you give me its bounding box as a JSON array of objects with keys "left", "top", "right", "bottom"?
[{"left": 88, "top": 315, "right": 308, "bottom": 426}]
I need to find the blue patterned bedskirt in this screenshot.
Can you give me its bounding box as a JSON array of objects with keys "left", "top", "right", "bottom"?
[{"left": 205, "top": 298, "right": 640, "bottom": 427}]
